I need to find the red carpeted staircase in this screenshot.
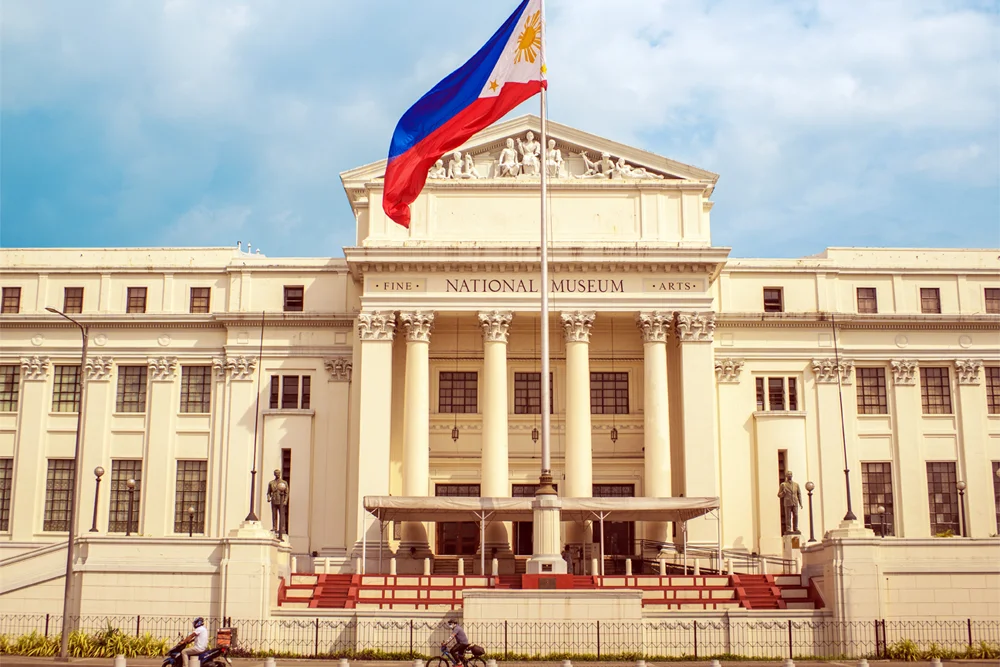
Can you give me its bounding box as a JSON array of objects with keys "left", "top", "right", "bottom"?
[
  {"left": 733, "top": 573, "right": 784, "bottom": 610},
  {"left": 310, "top": 574, "right": 357, "bottom": 609}
]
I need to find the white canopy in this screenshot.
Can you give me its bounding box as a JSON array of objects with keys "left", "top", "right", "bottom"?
[{"left": 362, "top": 495, "right": 719, "bottom": 523}]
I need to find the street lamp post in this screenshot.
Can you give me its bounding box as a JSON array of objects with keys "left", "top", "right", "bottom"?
[
  {"left": 276, "top": 480, "right": 288, "bottom": 539},
  {"left": 805, "top": 481, "right": 816, "bottom": 543},
  {"left": 46, "top": 307, "right": 88, "bottom": 662},
  {"left": 956, "top": 481, "right": 967, "bottom": 537},
  {"left": 125, "top": 479, "right": 136, "bottom": 536},
  {"left": 89, "top": 467, "right": 104, "bottom": 532},
  {"left": 188, "top": 506, "right": 196, "bottom": 537},
  {"left": 876, "top": 505, "right": 886, "bottom": 538}
]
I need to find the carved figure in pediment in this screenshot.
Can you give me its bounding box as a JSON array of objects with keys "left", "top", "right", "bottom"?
[
  {"left": 614, "top": 157, "right": 664, "bottom": 180},
  {"left": 497, "top": 138, "right": 521, "bottom": 177},
  {"left": 447, "top": 152, "right": 469, "bottom": 179},
  {"left": 577, "top": 151, "right": 614, "bottom": 179},
  {"left": 517, "top": 131, "right": 541, "bottom": 175},
  {"left": 545, "top": 139, "right": 564, "bottom": 178},
  {"left": 427, "top": 159, "right": 447, "bottom": 179},
  {"left": 463, "top": 153, "right": 482, "bottom": 179}
]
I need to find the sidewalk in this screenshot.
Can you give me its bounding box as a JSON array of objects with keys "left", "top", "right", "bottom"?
[{"left": 3, "top": 659, "right": 1000, "bottom": 667}]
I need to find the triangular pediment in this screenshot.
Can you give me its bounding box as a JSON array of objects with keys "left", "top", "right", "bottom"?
[{"left": 340, "top": 115, "right": 718, "bottom": 188}]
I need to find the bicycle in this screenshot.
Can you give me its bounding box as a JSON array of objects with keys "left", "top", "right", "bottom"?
[{"left": 427, "top": 642, "right": 487, "bottom": 667}]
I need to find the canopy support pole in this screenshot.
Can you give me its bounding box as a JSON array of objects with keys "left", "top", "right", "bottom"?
[
  {"left": 361, "top": 512, "right": 367, "bottom": 575},
  {"left": 716, "top": 509, "right": 723, "bottom": 573},
  {"left": 379, "top": 519, "right": 385, "bottom": 574},
  {"left": 600, "top": 513, "right": 606, "bottom": 577},
  {"left": 682, "top": 521, "right": 688, "bottom": 574}
]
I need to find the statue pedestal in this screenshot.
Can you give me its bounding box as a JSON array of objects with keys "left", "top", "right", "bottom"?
[
  {"left": 526, "top": 494, "right": 566, "bottom": 575},
  {"left": 825, "top": 518, "right": 876, "bottom": 539},
  {"left": 782, "top": 533, "right": 802, "bottom": 573}
]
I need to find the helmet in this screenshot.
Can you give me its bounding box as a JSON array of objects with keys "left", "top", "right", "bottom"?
[
  {"left": 193, "top": 617, "right": 204, "bottom": 629},
  {"left": 447, "top": 619, "right": 457, "bottom": 627}
]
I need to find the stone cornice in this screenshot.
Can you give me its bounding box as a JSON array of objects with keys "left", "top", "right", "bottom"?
[
  {"left": 0, "top": 313, "right": 356, "bottom": 330},
  {"left": 716, "top": 312, "right": 1000, "bottom": 331}
]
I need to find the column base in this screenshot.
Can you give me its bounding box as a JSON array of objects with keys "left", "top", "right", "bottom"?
[
  {"left": 229, "top": 520, "right": 276, "bottom": 539},
  {"left": 527, "top": 494, "right": 566, "bottom": 575},
  {"left": 398, "top": 541, "right": 433, "bottom": 560},
  {"left": 824, "top": 519, "right": 876, "bottom": 540}
]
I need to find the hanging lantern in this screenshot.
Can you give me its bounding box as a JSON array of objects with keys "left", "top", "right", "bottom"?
[
  {"left": 531, "top": 426, "right": 539, "bottom": 443},
  {"left": 451, "top": 425, "right": 460, "bottom": 442},
  {"left": 610, "top": 426, "right": 619, "bottom": 443}
]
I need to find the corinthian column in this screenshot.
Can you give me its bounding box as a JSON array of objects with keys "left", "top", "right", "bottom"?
[
  {"left": 636, "top": 311, "right": 672, "bottom": 546},
  {"left": 479, "top": 310, "right": 514, "bottom": 557},
  {"left": 561, "top": 311, "right": 595, "bottom": 548},
  {"left": 398, "top": 310, "right": 434, "bottom": 556}
]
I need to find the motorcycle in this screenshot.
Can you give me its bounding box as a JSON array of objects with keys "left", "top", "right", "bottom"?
[{"left": 162, "top": 636, "right": 232, "bottom": 667}]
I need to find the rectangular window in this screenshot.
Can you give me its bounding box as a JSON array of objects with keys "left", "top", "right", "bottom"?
[
  {"left": 993, "top": 461, "right": 1000, "bottom": 534},
  {"left": 926, "top": 461, "right": 959, "bottom": 535},
  {"left": 63, "top": 287, "right": 84, "bottom": 314},
  {"left": 920, "top": 287, "right": 941, "bottom": 314},
  {"left": 755, "top": 376, "right": 797, "bottom": 411},
  {"left": 861, "top": 462, "right": 895, "bottom": 536},
  {"left": 126, "top": 287, "right": 147, "bottom": 313},
  {"left": 857, "top": 287, "right": 878, "bottom": 314},
  {"left": 283, "top": 286, "right": 304, "bottom": 312},
  {"left": 920, "top": 367, "right": 952, "bottom": 414},
  {"left": 115, "top": 365, "right": 148, "bottom": 413},
  {"left": 108, "top": 460, "right": 142, "bottom": 533},
  {"left": 435, "top": 483, "right": 480, "bottom": 555},
  {"left": 590, "top": 372, "right": 629, "bottom": 414},
  {"left": 987, "top": 367, "right": 1000, "bottom": 415},
  {"left": 0, "top": 458, "right": 12, "bottom": 532},
  {"left": 984, "top": 288, "right": 1000, "bottom": 314},
  {"left": 52, "top": 365, "right": 81, "bottom": 412},
  {"left": 763, "top": 287, "right": 783, "bottom": 313},
  {"left": 856, "top": 367, "right": 888, "bottom": 415},
  {"left": 180, "top": 366, "right": 212, "bottom": 413},
  {"left": 174, "top": 460, "right": 207, "bottom": 534},
  {"left": 439, "top": 371, "right": 478, "bottom": 413},
  {"left": 268, "top": 375, "right": 311, "bottom": 410},
  {"left": 0, "top": 365, "right": 20, "bottom": 412},
  {"left": 189, "top": 287, "right": 211, "bottom": 314},
  {"left": 1, "top": 287, "right": 21, "bottom": 314},
  {"left": 43, "top": 459, "right": 75, "bottom": 531},
  {"left": 513, "top": 372, "right": 554, "bottom": 414}
]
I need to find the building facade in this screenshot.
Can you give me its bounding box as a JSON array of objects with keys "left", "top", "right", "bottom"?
[{"left": 1, "top": 116, "right": 998, "bottom": 617}]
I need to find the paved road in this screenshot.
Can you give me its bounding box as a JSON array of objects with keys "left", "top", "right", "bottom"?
[{"left": 3, "top": 659, "right": 999, "bottom": 667}]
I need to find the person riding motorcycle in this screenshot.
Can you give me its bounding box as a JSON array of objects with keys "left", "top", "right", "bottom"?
[{"left": 180, "top": 617, "right": 209, "bottom": 667}]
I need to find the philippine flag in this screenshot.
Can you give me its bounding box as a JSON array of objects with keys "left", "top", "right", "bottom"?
[{"left": 382, "top": 0, "right": 546, "bottom": 228}]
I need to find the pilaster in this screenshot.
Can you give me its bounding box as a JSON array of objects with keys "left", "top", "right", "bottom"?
[
  {"left": 480, "top": 310, "right": 513, "bottom": 555},
  {"left": 889, "top": 359, "right": 927, "bottom": 537},
  {"left": 954, "top": 359, "right": 992, "bottom": 536},
  {"left": 220, "top": 355, "right": 259, "bottom": 535},
  {"left": 78, "top": 357, "right": 115, "bottom": 534},
  {"left": 636, "top": 311, "right": 671, "bottom": 546},
  {"left": 143, "top": 356, "right": 178, "bottom": 536},
  {"left": 398, "top": 310, "right": 434, "bottom": 557},
  {"left": 561, "top": 311, "right": 595, "bottom": 546},
  {"left": 312, "top": 357, "right": 352, "bottom": 556},
  {"left": 10, "top": 357, "right": 50, "bottom": 540},
  {"left": 811, "top": 357, "right": 860, "bottom": 539}
]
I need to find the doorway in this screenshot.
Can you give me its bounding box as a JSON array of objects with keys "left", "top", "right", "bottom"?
[{"left": 434, "top": 483, "right": 480, "bottom": 555}]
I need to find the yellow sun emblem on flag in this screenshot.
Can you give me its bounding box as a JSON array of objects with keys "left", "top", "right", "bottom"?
[{"left": 514, "top": 9, "right": 542, "bottom": 64}]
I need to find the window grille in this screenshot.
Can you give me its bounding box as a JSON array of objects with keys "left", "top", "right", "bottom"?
[
  {"left": 926, "top": 461, "right": 959, "bottom": 535},
  {"left": 1, "top": 287, "right": 21, "bottom": 314},
  {"left": 63, "top": 287, "right": 84, "bottom": 314},
  {"left": 986, "top": 288, "right": 1000, "bottom": 314},
  {"left": 0, "top": 458, "right": 12, "bottom": 532},
  {"left": 590, "top": 372, "right": 628, "bottom": 414},
  {"left": 126, "top": 287, "right": 147, "bottom": 313},
  {"left": 108, "top": 460, "right": 142, "bottom": 533},
  {"left": 856, "top": 367, "right": 888, "bottom": 415},
  {"left": 861, "top": 462, "right": 895, "bottom": 536},
  {"left": 920, "top": 287, "right": 941, "bottom": 314},
  {"left": 180, "top": 366, "right": 212, "bottom": 413},
  {"left": 763, "top": 287, "right": 783, "bottom": 312},
  {"left": 283, "top": 286, "right": 304, "bottom": 312},
  {"left": 52, "top": 365, "right": 81, "bottom": 412},
  {"left": 0, "top": 365, "right": 19, "bottom": 412},
  {"left": 856, "top": 287, "right": 878, "bottom": 314},
  {"left": 189, "top": 287, "right": 211, "bottom": 314},
  {"left": 439, "top": 371, "right": 478, "bottom": 413},
  {"left": 986, "top": 367, "right": 1000, "bottom": 415},
  {"left": 514, "top": 372, "right": 554, "bottom": 414},
  {"left": 174, "top": 460, "right": 207, "bottom": 534},
  {"left": 44, "top": 459, "right": 75, "bottom": 531},
  {"left": 116, "top": 365, "right": 148, "bottom": 413},
  {"left": 920, "top": 367, "right": 952, "bottom": 414}
]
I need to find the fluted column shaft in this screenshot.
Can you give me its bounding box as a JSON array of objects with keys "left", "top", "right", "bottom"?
[
  {"left": 562, "top": 311, "right": 595, "bottom": 547},
  {"left": 480, "top": 310, "right": 513, "bottom": 554},
  {"left": 637, "top": 311, "right": 672, "bottom": 545},
  {"left": 399, "top": 311, "right": 434, "bottom": 552}
]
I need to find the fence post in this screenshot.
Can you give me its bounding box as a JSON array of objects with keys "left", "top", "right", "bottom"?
[
  {"left": 314, "top": 617, "right": 320, "bottom": 656},
  {"left": 596, "top": 620, "right": 601, "bottom": 659},
  {"left": 409, "top": 619, "right": 414, "bottom": 659},
  {"left": 45, "top": 614, "right": 50, "bottom": 638},
  {"left": 967, "top": 618, "right": 973, "bottom": 648},
  {"left": 136, "top": 615, "right": 141, "bottom": 637},
  {"left": 504, "top": 620, "right": 508, "bottom": 661},
  {"left": 693, "top": 620, "right": 698, "bottom": 659},
  {"left": 787, "top": 619, "right": 793, "bottom": 659}
]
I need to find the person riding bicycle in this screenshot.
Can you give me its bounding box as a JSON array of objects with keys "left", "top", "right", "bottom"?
[
  {"left": 442, "top": 619, "right": 471, "bottom": 666},
  {"left": 180, "top": 617, "right": 208, "bottom": 667}
]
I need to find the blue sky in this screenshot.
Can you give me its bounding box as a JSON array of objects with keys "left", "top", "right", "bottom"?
[{"left": 2, "top": 0, "right": 998, "bottom": 258}]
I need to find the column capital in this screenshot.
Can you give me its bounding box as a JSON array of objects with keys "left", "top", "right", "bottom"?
[
  {"left": 147, "top": 356, "right": 178, "bottom": 381},
  {"left": 479, "top": 310, "right": 513, "bottom": 343},
  {"left": 955, "top": 359, "right": 983, "bottom": 385},
  {"left": 85, "top": 356, "right": 114, "bottom": 381},
  {"left": 398, "top": 310, "right": 435, "bottom": 343},
  {"left": 324, "top": 356, "right": 353, "bottom": 382},
  {"left": 811, "top": 358, "right": 854, "bottom": 385},
  {"left": 675, "top": 311, "right": 715, "bottom": 342},
  {"left": 561, "top": 310, "right": 596, "bottom": 343},
  {"left": 20, "top": 355, "right": 50, "bottom": 381},
  {"left": 890, "top": 359, "right": 918, "bottom": 385},
  {"left": 222, "top": 355, "right": 257, "bottom": 381},
  {"left": 714, "top": 357, "right": 744, "bottom": 383},
  {"left": 358, "top": 310, "right": 397, "bottom": 341},
  {"left": 635, "top": 311, "right": 671, "bottom": 343}
]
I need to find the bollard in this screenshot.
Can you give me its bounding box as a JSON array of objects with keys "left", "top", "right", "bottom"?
[
  {"left": 492, "top": 558, "right": 499, "bottom": 576},
  {"left": 424, "top": 558, "right": 431, "bottom": 575},
  {"left": 725, "top": 558, "right": 732, "bottom": 575},
  {"left": 636, "top": 660, "right": 646, "bottom": 667},
  {"left": 856, "top": 659, "right": 868, "bottom": 667},
  {"left": 561, "top": 660, "right": 573, "bottom": 667},
  {"left": 264, "top": 658, "right": 277, "bottom": 667},
  {"left": 113, "top": 655, "right": 127, "bottom": 667},
  {"left": 782, "top": 659, "right": 794, "bottom": 667},
  {"left": 457, "top": 558, "right": 465, "bottom": 576},
  {"left": 710, "top": 660, "right": 722, "bottom": 667},
  {"left": 929, "top": 659, "right": 942, "bottom": 667},
  {"left": 412, "top": 660, "right": 424, "bottom": 667},
  {"left": 659, "top": 558, "right": 666, "bottom": 576},
  {"left": 487, "top": 661, "right": 498, "bottom": 667},
  {"left": 389, "top": 558, "right": 397, "bottom": 575},
  {"left": 354, "top": 557, "right": 362, "bottom": 574},
  {"left": 693, "top": 558, "right": 701, "bottom": 576},
  {"left": 291, "top": 556, "right": 297, "bottom": 571},
  {"left": 338, "top": 658, "right": 349, "bottom": 667},
  {"left": 625, "top": 558, "right": 633, "bottom": 576},
  {"left": 761, "top": 559, "right": 769, "bottom": 575},
  {"left": 591, "top": 558, "right": 599, "bottom": 576}
]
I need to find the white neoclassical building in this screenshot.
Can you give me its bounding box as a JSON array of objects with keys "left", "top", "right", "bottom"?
[{"left": 1, "top": 116, "right": 998, "bottom": 622}]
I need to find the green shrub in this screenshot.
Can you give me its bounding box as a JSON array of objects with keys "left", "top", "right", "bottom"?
[
  {"left": 965, "top": 641, "right": 1000, "bottom": 660},
  {"left": 886, "top": 639, "right": 921, "bottom": 662}
]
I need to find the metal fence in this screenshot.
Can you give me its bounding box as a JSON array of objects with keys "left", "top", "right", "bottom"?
[{"left": 1, "top": 614, "right": 998, "bottom": 659}]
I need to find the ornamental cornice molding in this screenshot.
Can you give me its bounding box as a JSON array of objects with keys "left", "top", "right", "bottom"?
[
  {"left": 954, "top": 359, "right": 982, "bottom": 385},
  {"left": 635, "top": 311, "right": 672, "bottom": 343},
  {"left": 224, "top": 355, "right": 258, "bottom": 381},
  {"left": 398, "top": 310, "right": 435, "bottom": 343},
  {"left": 561, "top": 311, "right": 596, "bottom": 343},
  {"left": 357, "top": 311, "right": 396, "bottom": 341},
  {"left": 85, "top": 356, "right": 114, "bottom": 381},
  {"left": 716, "top": 313, "right": 1000, "bottom": 332},
  {"left": 147, "top": 356, "right": 178, "bottom": 381},
  {"left": 324, "top": 357, "right": 353, "bottom": 382},
  {"left": 478, "top": 310, "right": 513, "bottom": 344},
  {"left": 676, "top": 311, "right": 715, "bottom": 342},
  {"left": 0, "top": 313, "right": 355, "bottom": 330},
  {"left": 714, "top": 358, "right": 744, "bottom": 383},
  {"left": 20, "top": 355, "right": 50, "bottom": 381},
  {"left": 811, "top": 358, "right": 854, "bottom": 384},
  {"left": 890, "top": 359, "right": 919, "bottom": 385}
]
